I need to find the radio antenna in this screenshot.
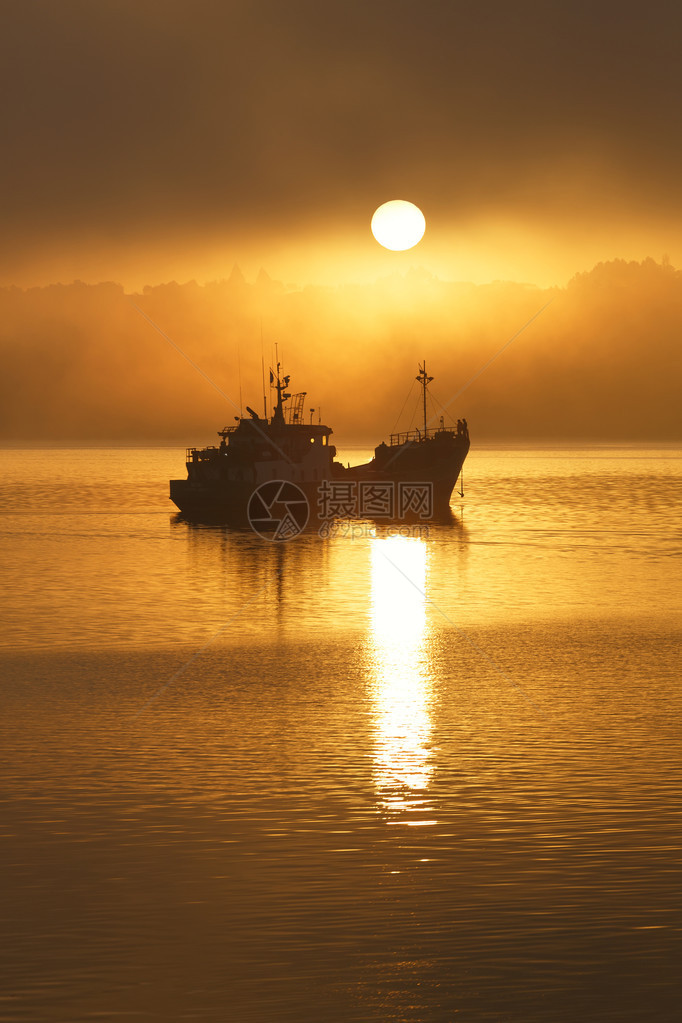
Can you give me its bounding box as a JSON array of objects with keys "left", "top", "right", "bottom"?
[
  {"left": 237, "top": 342, "right": 243, "bottom": 417},
  {"left": 260, "top": 321, "right": 267, "bottom": 419}
]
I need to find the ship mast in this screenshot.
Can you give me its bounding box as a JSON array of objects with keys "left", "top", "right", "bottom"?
[
  {"left": 271, "top": 363, "right": 291, "bottom": 425},
  {"left": 416, "top": 361, "right": 433, "bottom": 439}
]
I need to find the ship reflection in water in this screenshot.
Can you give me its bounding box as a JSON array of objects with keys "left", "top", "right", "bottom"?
[{"left": 367, "top": 535, "right": 436, "bottom": 816}]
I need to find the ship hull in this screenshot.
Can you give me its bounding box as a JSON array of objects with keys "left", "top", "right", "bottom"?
[
  {"left": 339, "top": 432, "right": 469, "bottom": 510},
  {"left": 170, "top": 478, "right": 254, "bottom": 525},
  {"left": 170, "top": 477, "right": 322, "bottom": 527},
  {"left": 170, "top": 434, "right": 469, "bottom": 527}
]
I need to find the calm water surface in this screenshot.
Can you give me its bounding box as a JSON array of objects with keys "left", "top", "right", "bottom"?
[{"left": 1, "top": 446, "right": 680, "bottom": 1021}]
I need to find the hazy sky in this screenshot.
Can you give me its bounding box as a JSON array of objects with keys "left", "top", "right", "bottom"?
[
  {"left": 3, "top": 261, "right": 681, "bottom": 443},
  {"left": 3, "top": 0, "right": 682, "bottom": 288}
]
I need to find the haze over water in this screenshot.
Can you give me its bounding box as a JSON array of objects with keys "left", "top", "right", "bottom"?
[{"left": 1, "top": 445, "right": 680, "bottom": 1021}]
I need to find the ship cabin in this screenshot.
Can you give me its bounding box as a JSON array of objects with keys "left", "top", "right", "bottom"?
[{"left": 185, "top": 371, "right": 336, "bottom": 486}]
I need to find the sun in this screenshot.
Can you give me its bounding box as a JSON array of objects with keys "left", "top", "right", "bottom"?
[{"left": 371, "top": 200, "right": 426, "bottom": 251}]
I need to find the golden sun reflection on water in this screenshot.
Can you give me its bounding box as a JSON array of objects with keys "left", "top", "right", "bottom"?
[{"left": 368, "top": 536, "right": 435, "bottom": 815}]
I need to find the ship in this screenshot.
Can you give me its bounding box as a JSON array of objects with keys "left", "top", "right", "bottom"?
[{"left": 170, "top": 361, "right": 470, "bottom": 530}]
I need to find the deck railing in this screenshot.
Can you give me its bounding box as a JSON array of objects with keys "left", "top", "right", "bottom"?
[
  {"left": 186, "top": 445, "right": 220, "bottom": 462},
  {"left": 389, "top": 426, "right": 457, "bottom": 446}
]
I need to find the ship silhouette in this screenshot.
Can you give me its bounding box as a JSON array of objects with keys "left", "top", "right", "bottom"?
[{"left": 170, "top": 362, "right": 469, "bottom": 527}]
